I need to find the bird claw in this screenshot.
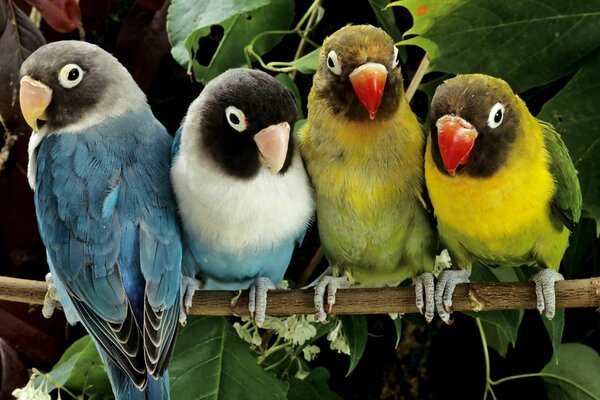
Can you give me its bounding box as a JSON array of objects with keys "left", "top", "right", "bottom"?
[
  {"left": 531, "top": 269, "right": 563, "bottom": 320},
  {"left": 248, "top": 277, "right": 276, "bottom": 327},
  {"left": 313, "top": 275, "right": 351, "bottom": 323},
  {"left": 435, "top": 269, "right": 470, "bottom": 324},
  {"left": 179, "top": 276, "right": 204, "bottom": 326},
  {"left": 42, "top": 273, "right": 60, "bottom": 319},
  {"left": 415, "top": 272, "right": 435, "bottom": 323}
]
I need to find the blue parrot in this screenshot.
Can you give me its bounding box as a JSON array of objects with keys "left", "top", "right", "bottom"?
[
  {"left": 171, "top": 68, "right": 314, "bottom": 326},
  {"left": 19, "top": 41, "right": 181, "bottom": 400}
]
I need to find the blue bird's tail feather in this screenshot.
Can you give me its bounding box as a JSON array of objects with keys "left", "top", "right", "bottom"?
[{"left": 102, "top": 353, "right": 170, "bottom": 400}]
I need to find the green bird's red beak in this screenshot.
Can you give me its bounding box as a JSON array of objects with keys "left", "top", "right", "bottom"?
[
  {"left": 349, "top": 62, "right": 387, "bottom": 120},
  {"left": 436, "top": 115, "right": 478, "bottom": 176}
]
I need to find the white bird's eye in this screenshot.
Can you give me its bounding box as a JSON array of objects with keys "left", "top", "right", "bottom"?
[
  {"left": 225, "top": 106, "right": 248, "bottom": 132},
  {"left": 487, "top": 102, "right": 505, "bottom": 129},
  {"left": 326, "top": 50, "right": 342, "bottom": 75},
  {"left": 392, "top": 46, "right": 400, "bottom": 69},
  {"left": 58, "top": 64, "right": 84, "bottom": 88}
]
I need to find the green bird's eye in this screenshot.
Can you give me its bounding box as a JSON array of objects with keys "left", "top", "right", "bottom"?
[
  {"left": 392, "top": 46, "right": 400, "bottom": 69},
  {"left": 58, "top": 63, "right": 84, "bottom": 89},
  {"left": 487, "top": 102, "right": 505, "bottom": 129},
  {"left": 326, "top": 50, "right": 342, "bottom": 76}
]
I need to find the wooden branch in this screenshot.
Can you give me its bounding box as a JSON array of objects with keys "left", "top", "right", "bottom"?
[{"left": 1, "top": 276, "right": 599, "bottom": 317}]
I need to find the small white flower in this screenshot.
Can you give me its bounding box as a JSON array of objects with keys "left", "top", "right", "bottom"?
[
  {"left": 233, "top": 322, "right": 254, "bottom": 345},
  {"left": 12, "top": 372, "right": 51, "bottom": 400},
  {"left": 277, "top": 280, "right": 290, "bottom": 290},
  {"left": 294, "top": 368, "right": 310, "bottom": 380},
  {"left": 285, "top": 315, "right": 317, "bottom": 346},
  {"left": 302, "top": 345, "right": 320, "bottom": 361},
  {"left": 261, "top": 316, "right": 287, "bottom": 334},
  {"left": 433, "top": 249, "right": 453, "bottom": 277},
  {"left": 327, "top": 320, "right": 350, "bottom": 355}
]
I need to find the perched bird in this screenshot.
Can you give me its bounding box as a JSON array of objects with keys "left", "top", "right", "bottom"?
[
  {"left": 20, "top": 41, "right": 181, "bottom": 399},
  {"left": 425, "top": 73, "right": 582, "bottom": 322},
  {"left": 299, "top": 25, "right": 437, "bottom": 322},
  {"left": 171, "top": 68, "right": 314, "bottom": 326}
]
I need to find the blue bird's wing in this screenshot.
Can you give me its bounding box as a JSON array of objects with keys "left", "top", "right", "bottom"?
[{"left": 34, "top": 114, "right": 181, "bottom": 388}]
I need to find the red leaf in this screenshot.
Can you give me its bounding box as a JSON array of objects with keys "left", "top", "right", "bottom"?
[
  {"left": 136, "top": 0, "right": 165, "bottom": 12},
  {"left": 25, "top": 0, "right": 82, "bottom": 33},
  {"left": 0, "top": 0, "right": 46, "bottom": 135},
  {"left": 0, "top": 338, "right": 29, "bottom": 399}
]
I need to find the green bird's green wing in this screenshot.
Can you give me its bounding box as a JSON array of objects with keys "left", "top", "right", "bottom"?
[{"left": 540, "top": 120, "right": 583, "bottom": 231}]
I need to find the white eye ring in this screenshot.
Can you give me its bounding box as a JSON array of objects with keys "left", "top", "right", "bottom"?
[
  {"left": 392, "top": 46, "right": 399, "bottom": 69},
  {"left": 487, "top": 102, "right": 505, "bottom": 129},
  {"left": 58, "top": 64, "right": 84, "bottom": 88},
  {"left": 326, "top": 50, "right": 342, "bottom": 75},
  {"left": 225, "top": 106, "right": 248, "bottom": 132}
]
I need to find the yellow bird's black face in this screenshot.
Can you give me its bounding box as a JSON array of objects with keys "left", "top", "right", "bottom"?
[
  {"left": 312, "top": 25, "right": 403, "bottom": 122},
  {"left": 429, "top": 74, "right": 523, "bottom": 177}
]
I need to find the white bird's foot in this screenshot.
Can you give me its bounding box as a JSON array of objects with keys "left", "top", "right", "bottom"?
[
  {"left": 249, "top": 277, "right": 276, "bottom": 327},
  {"left": 415, "top": 272, "right": 435, "bottom": 323},
  {"left": 42, "top": 273, "right": 59, "bottom": 319},
  {"left": 179, "top": 276, "right": 203, "bottom": 326},
  {"left": 531, "top": 269, "right": 564, "bottom": 320},
  {"left": 435, "top": 269, "right": 471, "bottom": 324},
  {"left": 314, "top": 275, "right": 351, "bottom": 323}
]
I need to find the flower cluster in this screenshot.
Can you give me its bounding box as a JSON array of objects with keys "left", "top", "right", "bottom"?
[{"left": 12, "top": 370, "right": 51, "bottom": 400}]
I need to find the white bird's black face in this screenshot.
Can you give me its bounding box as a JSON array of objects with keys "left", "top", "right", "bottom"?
[
  {"left": 19, "top": 40, "right": 143, "bottom": 132},
  {"left": 187, "top": 68, "right": 297, "bottom": 180}
]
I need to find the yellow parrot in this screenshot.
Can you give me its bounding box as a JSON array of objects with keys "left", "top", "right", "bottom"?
[
  {"left": 299, "top": 25, "right": 437, "bottom": 322},
  {"left": 425, "top": 74, "right": 582, "bottom": 322}
]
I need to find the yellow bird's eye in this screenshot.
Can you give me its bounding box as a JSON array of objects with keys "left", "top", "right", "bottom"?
[
  {"left": 487, "top": 102, "right": 505, "bottom": 129},
  {"left": 326, "top": 50, "right": 342, "bottom": 76},
  {"left": 392, "top": 46, "right": 400, "bottom": 69},
  {"left": 225, "top": 105, "right": 248, "bottom": 132},
  {"left": 58, "top": 64, "right": 84, "bottom": 89}
]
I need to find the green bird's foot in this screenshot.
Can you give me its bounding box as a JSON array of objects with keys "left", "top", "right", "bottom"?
[
  {"left": 42, "top": 272, "right": 60, "bottom": 319},
  {"left": 249, "top": 277, "right": 277, "bottom": 327},
  {"left": 415, "top": 272, "right": 435, "bottom": 323},
  {"left": 179, "top": 276, "right": 204, "bottom": 326},
  {"left": 531, "top": 269, "right": 564, "bottom": 320},
  {"left": 435, "top": 269, "right": 471, "bottom": 324},
  {"left": 314, "top": 276, "right": 351, "bottom": 323}
]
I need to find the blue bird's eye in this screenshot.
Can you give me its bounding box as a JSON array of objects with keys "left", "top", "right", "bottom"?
[
  {"left": 58, "top": 64, "right": 84, "bottom": 89},
  {"left": 225, "top": 106, "right": 248, "bottom": 132}
]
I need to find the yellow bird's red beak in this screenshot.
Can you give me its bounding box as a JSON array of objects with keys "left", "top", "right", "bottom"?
[
  {"left": 349, "top": 62, "right": 387, "bottom": 120},
  {"left": 254, "top": 122, "right": 290, "bottom": 174},
  {"left": 19, "top": 76, "right": 52, "bottom": 131},
  {"left": 436, "top": 115, "right": 478, "bottom": 176}
]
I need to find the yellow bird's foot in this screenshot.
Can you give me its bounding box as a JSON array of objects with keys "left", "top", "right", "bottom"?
[
  {"left": 415, "top": 272, "right": 435, "bottom": 323},
  {"left": 179, "top": 276, "right": 204, "bottom": 326},
  {"left": 531, "top": 269, "right": 564, "bottom": 320},
  {"left": 314, "top": 275, "right": 351, "bottom": 323},
  {"left": 435, "top": 269, "right": 471, "bottom": 324},
  {"left": 249, "top": 277, "right": 276, "bottom": 327}
]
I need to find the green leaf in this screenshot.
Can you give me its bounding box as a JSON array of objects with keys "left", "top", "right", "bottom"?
[
  {"left": 340, "top": 315, "right": 367, "bottom": 376},
  {"left": 275, "top": 73, "right": 304, "bottom": 119},
  {"left": 542, "top": 343, "right": 600, "bottom": 399},
  {"left": 369, "top": 0, "right": 403, "bottom": 42},
  {"left": 542, "top": 309, "right": 565, "bottom": 362},
  {"left": 538, "top": 51, "right": 600, "bottom": 233},
  {"left": 466, "top": 264, "right": 523, "bottom": 356},
  {"left": 561, "top": 218, "right": 600, "bottom": 279},
  {"left": 167, "top": 0, "right": 270, "bottom": 68},
  {"left": 392, "top": 316, "right": 402, "bottom": 349},
  {"left": 169, "top": 316, "right": 288, "bottom": 400},
  {"left": 289, "top": 48, "right": 320, "bottom": 74},
  {"left": 36, "top": 336, "right": 112, "bottom": 398},
  {"left": 288, "top": 368, "right": 341, "bottom": 400},
  {"left": 190, "top": 0, "right": 295, "bottom": 83},
  {"left": 395, "top": 0, "right": 600, "bottom": 92}
]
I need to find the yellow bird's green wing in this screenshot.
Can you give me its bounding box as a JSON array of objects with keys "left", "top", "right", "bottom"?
[{"left": 540, "top": 120, "right": 582, "bottom": 231}]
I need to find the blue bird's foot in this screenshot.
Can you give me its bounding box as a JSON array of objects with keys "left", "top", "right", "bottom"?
[
  {"left": 531, "top": 269, "right": 564, "bottom": 320},
  {"left": 314, "top": 275, "right": 351, "bottom": 323},
  {"left": 435, "top": 269, "right": 471, "bottom": 324},
  {"left": 415, "top": 272, "right": 435, "bottom": 323},
  {"left": 179, "top": 276, "right": 204, "bottom": 326},
  {"left": 42, "top": 273, "right": 60, "bottom": 319},
  {"left": 249, "top": 277, "right": 277, "bottom": 327}
]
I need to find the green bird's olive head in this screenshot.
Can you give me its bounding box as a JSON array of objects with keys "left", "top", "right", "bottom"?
[
  {"left": 429, "top": 73, "right": 526, "bottom": 177},
  {"left": 312, "top": 24, "right": 403, "bottom": 122}
]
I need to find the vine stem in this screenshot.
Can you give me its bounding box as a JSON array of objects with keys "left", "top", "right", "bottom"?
[
  {"left": 289, "top": 0, "right": 321, "bottom": 80},
  {"left": 491, "top": 373, "right": 600, "bottom": 399},
  {"left": 475, "top": 318, "right": 495, "bottom": 400}
]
